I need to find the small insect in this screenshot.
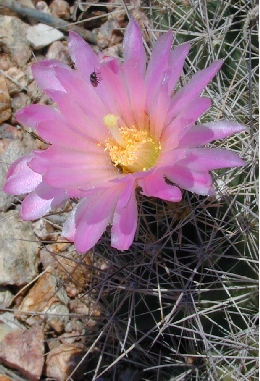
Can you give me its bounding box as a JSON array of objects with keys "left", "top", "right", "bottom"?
[{"left": 90, "top": 70, "right": 102, "bottom": 87}]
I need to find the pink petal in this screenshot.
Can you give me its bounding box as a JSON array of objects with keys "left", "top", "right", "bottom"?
[
  {"left": 43, "top": 164, "right": 116, "bottom": 189},
  {"left": 54, "top": 66, "right": 108, "bottom": 122},
  {"left": 168, "top": 43, "right": 190, "bottom": 94},
  {"left": 35, "top": 145, "right": 104, "bottom": 165},
  {"left": 145, "top": 30, "right": 173, "bottom": 110},
  {"left": 203, "top": 120, "right": 246, "bottom": 139},
  {"left": 177, "top": 121, "right": 246, "bottom": 148},
  {"left": 178, "top": 148, "right": 245, "bottom": 171},
  {"left": 16, "top": 104, "right": 62, "bottom": 130},
  {"left": 166, "top": 60, "right": 223, "bottom": 125},
  {"left": 123, "top": 18, "right": 146, "bottom": 76},
  {"left": 123, "top": 59, "right": 147, "bottom": 129},
  {"left": 138, "top": 171, "right": 182, "bottom": 202},
  {"left": 73, "top": 187, "right": 119, "bottom": 252},
  {"left": 149, "top": 83, "right": 170, "bottom": 140},
  {"left": 156, "top": 147, "right": 188, "bottom": 168},
  {"left": 164, "top": 165, "right": 215, "bottom": 196},
  {"left": 178, "top": 125, "right": 216, "bottom": 148},
  {"left": 36, "top": 120, "right": 89, "bottom": 150},
  {"left": 68, "top": 31, "right": 99, "bottom": 82},
  {"left": 97, "top": 65, "right": 135, "bottom": 128},
  {"left": 111, "top": 186, "right": 137, "bottom": 250},
  {"left": 32, "top": 60, "right": 67, "bottom": 92},
  {"left": 21, "top": 182, "right": 68, "bottom": 220},
  {"left": 3, "top": 153, "right": 42, "bottom": 195},
  {"left": 46, "top": 89, "right": 108, "bottom": 142},
  {"left": 162, "top": 97, "right": 211, "bottom": 147}
]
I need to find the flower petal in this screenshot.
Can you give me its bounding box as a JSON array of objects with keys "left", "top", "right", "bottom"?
[
  {"left": 16, "top": 104, "right": 62, "bottom": 130},
  {"left": 203, "top": 120, "right": 246, "bottom": 139},
  {"left": 73, "top": 187, "right": 119, "bottom": 252},
  {"left": 3, "top": 153, "right": 42, "bottom": 195},
  {"left": 46, "top": 89, "right": 108, "bottom": 142},
  {"left": 138, "top": 171, "right": 182, "bottom": 202},
  {"left": 44, "top": 164, "right": 116, "bottom": 189},
  {"left": 178, "top": 148, "right": 245, "bottom": 171},
  {"left": 68, "top": 31, "right": 99, "bottom": 82},
  {"left": 123, "top": 18, "right": 146, "bottom": 76},
  {"left": 168, "top": 43, "right": 190, "bottom": 94},
  {"left": 21, "top": 182, "right": 67, "bottom": 220},
  {"left": 111, "top": 186, "right": 137, "bottom": 250},
  {"left": 166, "top": 60, "right": 223, "bottom": 125},
  {"left": 164, "top": 165, "right": 215, "bottom": 196},
  {"left": 36, "top": 119, "right": 89, "bottom": 150},
  {"left": 145, "top": 30, "right": 173, "bottom": 110},
  {"left": 54, "top": 65, "right": 108, "bottom": 121},
  {"left": 32, "top": 60, "right": 66, "bottom": 92},
  {"left": 149, "top": 81, "right": 171, "bottom": 140},
  {"left": 162, "top": 97, "right": 211, "bottom": 147},
  {"left": 123, "top": 59, "right": 147, "bottom": 129}
]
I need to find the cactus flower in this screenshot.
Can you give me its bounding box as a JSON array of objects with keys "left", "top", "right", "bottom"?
[{"left": 3, "top": 19, "right": 245, "bottom": 252}]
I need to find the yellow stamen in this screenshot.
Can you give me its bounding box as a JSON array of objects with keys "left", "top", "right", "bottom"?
[
  {"left": 103, "top": 114, "right": 126, "bottom": 147},
  {"left": 104, "top": 113, "right": 161, "bottom": 174}
]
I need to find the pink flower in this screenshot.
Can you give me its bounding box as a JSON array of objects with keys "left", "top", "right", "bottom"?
[{"left": 4, "top": 19, "right": 245, "bottom": 252}]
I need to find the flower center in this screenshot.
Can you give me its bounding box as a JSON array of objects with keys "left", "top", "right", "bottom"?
[{"left": 104, "top": 114, "right": 161, "bottom": 174}]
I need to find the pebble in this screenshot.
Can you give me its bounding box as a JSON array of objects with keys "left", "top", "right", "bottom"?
[
  {"left": 4, "top": 67, "right": 28, "bottom": 94},
  {"left": 49, "top": 0, "right": 70, "bottom": 20},
  {"left": 17, "top": 267, "right": 69, "bottom": 333},
  {"left": 0, "top": 325, "right": 44, "bottom": 381},
  {"left": 45, "top": 344, "right": 88, "bottom": 381},
  {"left": 0, "top": 75, "right": 11, "bottom": 124},
  {"left": 0, "top": 16, "right": 31, "bottom": 67},
  {"left": 27, "top": 24, "right": 64, "bottom": 50},
  {"left": 0, "top": 210, "right": 39, "bottom": 286},
  {"left": 0, "top": 287, "right": 13, "bottom": 308}
]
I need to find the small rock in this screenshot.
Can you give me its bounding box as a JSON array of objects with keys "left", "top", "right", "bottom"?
[
  {"left": 0, "top": 210, "right": 39, "bottom": 286},
  {"left": 47, "top": 41, "right": 71, "bottom": 65},
  {"left": 0, "top": 123, "right": 22, "bottom": 141},
  {"left": 27, "top": 23, "right": 64, "bottom": 50},
  {"left": 0, "top": 75, "right": 11, "bottom": 124},
  {"left": 0, "top": 322, "right": 18, "bottom": 342},
  {"left": 0, "top": 15, "right": 31, "bottom": 66},
  {"left": 97, "top": 20, "right": 124, "bottom": 50},
  {"left": 11, "top": 92, "right": 31, "bottom": 117},
  {"left": 50, "top": 0, "right": 70, "bottom": 20},
  {"left": 40, "top": 249, "right": 92, "bottom": 294},
  {"left": 35, "top": 0, "right": 49, "bottom": 12},
  {"left": 0, "top": 53, "right": 14, "bottom": 71},
  {"left": 0, "top": 287, "right": 13, "bottom": 308},
  {"left": 27, "top": 80, "right": 44, "bottom": 103},
  {"left": 45, "top": 344, "right": 88, "bottom": 381},
  {"left": 0, "top": 312, "right": 25, "bottom": 331},
  {"left": 0, "top": 325, "right": 44, "bottom": 381},
  {"left": 0, "top": 376, "right": 12, "bottom": 381},
  {"left": 17, "top": 267, "right": 69, "bottom": 333},
  {"left": 4, "top": 67, "right": 28, "bottom": 94},
  {"left": 32, "top": 218, "right": 57, "bottom": 241}
]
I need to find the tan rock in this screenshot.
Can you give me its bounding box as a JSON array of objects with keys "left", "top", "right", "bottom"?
[
  {"left": 0, "top": 16, "right": 31, "bottom": 67},
  {"left": 40, "top": 249, "right": 93, "bottom": 294},
  {"left": 49, "top": 0, "right": 70, "bottom": 20},
  {"left": 47, "top": 41, "right": 71, "bottom": 65},
  {"left": 4, "top": 67, "right": 28, "bottom": 94},
  {"left": 17, "top": 267, "right": 69, "bottom": 333},
  {"left": 0, "top": 210, "right": 39, "bottom": 286},
  {"left": 0, "top": 325, "right": 44, "bottom": 381},
  {"left": 45, "top": 344, "right": 88, "bottom": 381},
  {"left": 0, "top": 75, "right": 11, "bottom": 124},
  {"left": 0, "top": 375, "right": 13, "bottom": 381}
]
